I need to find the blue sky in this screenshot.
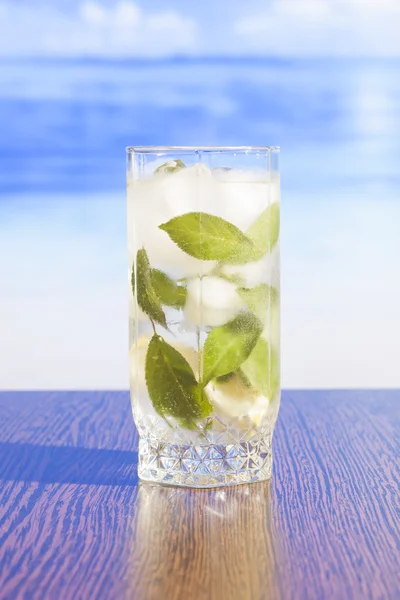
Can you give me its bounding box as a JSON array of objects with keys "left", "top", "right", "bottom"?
[
  {"left": 0, "top": 0, "right": 399, "bottom": 58},
  {"left": 0, "top": 2, "right": 399, "bottom": 390}
]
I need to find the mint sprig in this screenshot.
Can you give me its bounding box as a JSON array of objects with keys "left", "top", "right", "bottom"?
[
  {"left": 159, "top": 204, "right": 280, "bottom": 266},
  {"left": 133, "top": 249, "right": 167, "bottom": 329},
  {"left": 131, "top": 178, "right": 280, "bottom": 428},
  {"left": 202, "top": 312, "right": 263, "bottom": 385},
  {"left": 145, "top": 335, "right": 212, "bottom": 421},
  {"left": 151, "top": 269, "right": 187, "bottom": 309},
  {"left": 159, "top": 212, "right": 255, "bottom": 261},
  {"left": 241, "top": 337, "right": 280, "bottom": 400}
]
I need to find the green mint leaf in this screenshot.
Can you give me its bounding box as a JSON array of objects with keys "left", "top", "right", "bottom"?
[
  {"left": 238, "top": 284, "right": 279, "bottom": 325},
  {"left": 135, "top": 249, "right": 167, "bottom": 328},
  {"left": 224, "top": 203, "right": 280, "bottom": 264},
  {"left": 246, "top": 202, "right": 280, "bottom": 255},
  {"left": 155, "top": 159, "right": 186, "bottom": 174},
  {"left": 159, "top": 212, "right": 255, "bottom": 261},
  {"left": 240, "top": 337, "right": 280, "bottom": 400},
  {"left": 145, "top": 335, "right": 212, "bottom": 422},
  {"left": 202, "top": 312, "right": 263, "bottom": 385},
  {"left": 151, "top": 269, "right": 187, "bottom": 309}
]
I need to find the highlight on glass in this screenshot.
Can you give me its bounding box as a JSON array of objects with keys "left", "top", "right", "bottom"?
[{"left": 127, "top": 146, "right": 280, "bottom": 487}]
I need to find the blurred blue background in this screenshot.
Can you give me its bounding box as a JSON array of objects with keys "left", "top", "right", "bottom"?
[{"left": 0, "top": 0, "right": 399, "bottom": 389}]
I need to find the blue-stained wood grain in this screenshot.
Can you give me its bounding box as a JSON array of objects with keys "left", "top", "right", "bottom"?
[{"left": 0, "top": 391, "right": 399, "bottom": 600}]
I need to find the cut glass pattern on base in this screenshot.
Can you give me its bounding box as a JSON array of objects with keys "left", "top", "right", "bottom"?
[{"left": 138, "top": 432, "right": 273, "bottom": 488}]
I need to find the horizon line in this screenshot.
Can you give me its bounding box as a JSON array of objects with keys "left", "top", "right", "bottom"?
[{"left": 1, "top": 54, "right": 399, "bottom": 64}]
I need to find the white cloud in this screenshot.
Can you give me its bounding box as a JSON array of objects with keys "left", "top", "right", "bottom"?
[
  {"left": 0, "top": 0, "right": 398, "bottom": 57},
  {"left": 0, "top": 1, "right": 199, "bottom": 57},
  {"left": 234, "top": 0, "right": 400, "bottom": 57},
  {"left": 81, "top": 1, "right": 108, "bottom": 24}
]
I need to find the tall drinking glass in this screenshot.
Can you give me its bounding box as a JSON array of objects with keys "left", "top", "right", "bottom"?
[{"left": 127, "top": 147, "right": 280, "bottom": 487}]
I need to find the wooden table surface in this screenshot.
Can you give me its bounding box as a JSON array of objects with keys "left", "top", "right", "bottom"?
[{"left": 0, "top": 391, "right": 398, "bottom": 600}]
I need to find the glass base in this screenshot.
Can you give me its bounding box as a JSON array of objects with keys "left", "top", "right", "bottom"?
[{"left": 138, "top": 436, "right": 273, "bottom": 488}]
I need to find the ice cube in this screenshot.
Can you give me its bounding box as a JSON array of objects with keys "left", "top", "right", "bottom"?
[
  {"left": 184, "top": 276, "right": 245, "bottom": 328},
  {"left": 221, "top": 244, "right": 280, "bottom": 288},
  {"left": 213, "top": 169, "right": 279, "bottom": 231},
  {"left": 212, "top": 167, "right": 269, "bottom": 182},
  {"left": 205, "top": 374, "right": 269, "bottom": 426},
  {"left": 128, "top": 164, "right": 279, "bottom": 278},
  {"left": 129, "top": 167, "right": 215, "bottom": 276},
  {"left": 160, "top": 163, "right": 216, "bottom": 217}
]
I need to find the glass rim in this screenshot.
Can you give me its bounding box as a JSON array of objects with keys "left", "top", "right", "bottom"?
[{"left": 126, "top": 145, "right": 280, "bottom": 154}]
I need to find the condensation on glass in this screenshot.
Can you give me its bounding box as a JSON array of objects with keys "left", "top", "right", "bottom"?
[{"left": 127, "top": 146, "right": 280, "bottom": 487}]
